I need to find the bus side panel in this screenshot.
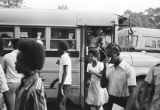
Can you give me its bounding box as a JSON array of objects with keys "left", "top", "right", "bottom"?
[{"left": 41, "top": 57, "right": 81, "bottom": 105}]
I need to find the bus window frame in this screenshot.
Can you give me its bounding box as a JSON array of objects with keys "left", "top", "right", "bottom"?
[
  {"left": 0, "top": 26, "right": 15, "bottom": 49},
  {"left": 20, "top": 26, "right": 46, "bottom": 49},
  {"left": 50, "top": 26, "right": 78, "bottom": 51},
  {"left": 2, "top": 25, "right": 80, "bottom": 52},
  {"left": 129, "top": 34, "right": 138, "bottom": 47},
  {"left": 144, "top": 36, "right": 160, "bottom": 49}
]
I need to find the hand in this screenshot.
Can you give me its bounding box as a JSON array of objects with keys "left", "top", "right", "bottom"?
[
  {"left": 59, "top": 84, "right": 64, "bottom": 96},
  {"left": 56, "top": 60, "right": 60, "bottom": 65},
  {"left": 103, "top": 57, "right": 111, "bottom": 64},
  {"left": 50, "top": 80, "right": 57, "bottom": 88},
  {"left": 86, "top": 79, "right": 91, "bottom": 86},
  {"left": 88, "top": 70, "right": 92, "bottom": 74},
  {"left": 60, "top": 87, "right": 64, "bottom": 96}
]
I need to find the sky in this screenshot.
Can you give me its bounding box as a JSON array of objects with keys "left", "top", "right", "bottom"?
[{"left": 24, "top": 0, "right": 160, "bottom": 14}]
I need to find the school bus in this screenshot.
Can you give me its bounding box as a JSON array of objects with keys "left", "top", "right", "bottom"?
[
  {"left": 118, "top": 27, "right": 160, "bottom": 58},
  {"left": 118, "top": 27, "right": 160, "bottom": 109},
  {"left": 1, "top": 9, "right": 159, "bottom": 109},
  {"left": 0, "top": 8, "right": 120, "bottom": 108}
]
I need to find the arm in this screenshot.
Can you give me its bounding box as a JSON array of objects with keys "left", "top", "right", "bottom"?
[
  {"left": 0, "top": 65, "right": 10, "bottom": 110},
  {"left": 89, "top": 71, "right": 102, "bottom": 78},
  {"left": 125, "top": 65, "right": 137, "bottom": 110},
  {"left": 141, "top": 81, "right": 151, "bottom": 103},
  {"left": 125, "top": 86, "right": 136, "bottom": 110},
  {"left": 88, "top": 62, "right": 104, "bottom": 78},
  {"left": 50, "top": 78, "right": 59, "bottom": 88},
  {"left": 2, "top": 57, "right": 6, "bottom": 74},
  {"left": 3, "top": 91, "right": 12, "bottom": 110},
  {"left": 60, "top": 65, "right": 68, "bottom": 86},
  {"left": 59, "top": 65, "right": 68, "bottom": 95}
]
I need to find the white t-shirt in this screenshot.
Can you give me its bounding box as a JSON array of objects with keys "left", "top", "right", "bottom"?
[
  {"left": 59, "top": 52, "right": 72, "bottom": 85},
  {"left": 3, "top": 50, "right": 23, "bottom": 83}
]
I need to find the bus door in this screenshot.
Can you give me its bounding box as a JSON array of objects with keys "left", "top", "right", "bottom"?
[{"left": 79, "top": 26, "right": 116, "bottom": 109}]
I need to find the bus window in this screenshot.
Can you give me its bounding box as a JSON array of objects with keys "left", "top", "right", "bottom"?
[
  {"left": 132, "top": 35, "right": 138, "bottom": 47},
  {"left": 152, "top": 40, "right": 156, "bottom": 48},
  {"left": 145, "top": 37, "right": 160, "bottom": 49},
  {"left": 128, "top": 34, "right": 138, "bottom": 47},
  {"left": 0, "top": 27, "right": 14, "bottom": 49},
  {"left": 50, "top": 28, "right": 76, "bottom": 49},
  {"left": 118, "top": 34, "right": 138, "bottom": 51},
  {"left": 20, "top": 27, "right": 46, "bottom": 48},
  {"left": 158, "top": 40, "right": 160, "bottom": 48},
  {"left": 125, "top": 36, "right": 129, "bottom": 47}
]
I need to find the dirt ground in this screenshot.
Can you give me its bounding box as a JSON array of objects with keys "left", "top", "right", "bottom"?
[{"left": 47, "top": 99, "right": 83, "bottom": 110}]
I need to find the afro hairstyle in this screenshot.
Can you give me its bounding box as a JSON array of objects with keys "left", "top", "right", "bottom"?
[
  {"left": 57, "top": 40, "right": 70, "bottom": 51},
  {"left": 17, "top": 39, "right": 45, "bottom": 70},
  {"left": 88, "top": 49, "right": 99, "bottom": 58}
]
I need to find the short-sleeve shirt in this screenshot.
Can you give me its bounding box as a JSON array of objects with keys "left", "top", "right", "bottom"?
[
  {"left": 0, "top": 64, "right": 9, "bottom": 93},
  {"left": 106, "top": 59, "right": 136, "bottom": 97},
  {"left": 59, "top": 52, "right": 72, "bottom": 85},
  {"left": 3, "top": 50, "right": 23, "bottom": 83},
  {"left": 145, "top": 65, "right": 160, "bottom": 110}
]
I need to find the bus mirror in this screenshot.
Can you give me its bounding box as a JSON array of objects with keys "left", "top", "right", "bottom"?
[
  {"left": 128, "top": 29, "right": 133, "bottom": 35},
  {"left": 118, "top": 17, "right": 127, "bottom": 24}
]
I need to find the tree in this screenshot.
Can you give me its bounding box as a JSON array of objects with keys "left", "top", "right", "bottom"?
[
  {"left": 121, "top": 8, "right": 160, "bottom": 29},
  {"left": 145, "top": 8, "right": 160, "bottom": 27},
  {"left": 58, "top": 4, "right": 68, "bottom": 10},
  {"left": 0, "top": 0, "right": 24, "bottom": 8}
]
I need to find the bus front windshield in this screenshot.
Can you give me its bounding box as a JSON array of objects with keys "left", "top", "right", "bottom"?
[{"left": 118, "top": 34, "right": 138, "bottom": 51}]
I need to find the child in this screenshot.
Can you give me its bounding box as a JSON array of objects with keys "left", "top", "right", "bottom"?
[
  {"left": 14, "top": 39, "right": 47, "bottom": 110},
  {"left": 86, "top": 50, "right": 108, "bottom": 110}
]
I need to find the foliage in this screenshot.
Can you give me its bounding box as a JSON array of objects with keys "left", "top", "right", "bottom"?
[
  {"left": 0, "top": 0, "right": 24, "bottom": 8},
  {"left": 58, "top": 4, "right": 68, "bottom": 10},
  {"left": 122, "top": 8, "right": 160, "bottom": 28}
]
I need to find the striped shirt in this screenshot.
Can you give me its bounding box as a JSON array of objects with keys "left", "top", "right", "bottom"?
[
  {"left": 15, "top": 73, "right": 47, "bottom": 110},
  {"left": 145, "top": 65, "right": 160, "bottom": 110}
]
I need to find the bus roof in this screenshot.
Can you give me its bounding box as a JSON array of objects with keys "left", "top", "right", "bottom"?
[
  {"left": 0, "top": 8, "right": 118, "bottom": 27},
  {"left": 118, "top": 27, "right": 160, "bottom": 37}
]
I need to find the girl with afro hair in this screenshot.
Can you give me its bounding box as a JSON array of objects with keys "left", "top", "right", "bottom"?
[{"left": 15, "top": 39, "right": 47, "bottom": 110}]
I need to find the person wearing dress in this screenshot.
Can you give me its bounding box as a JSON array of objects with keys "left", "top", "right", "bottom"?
[{"left": 86, "top": 50, "right": 108, "bottom": 110}]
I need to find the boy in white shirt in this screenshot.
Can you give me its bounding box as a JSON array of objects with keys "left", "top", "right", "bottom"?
[
  {"left": 105, "top": 44, "right": 136, "bottom": 110},
  {"left": 50, "top": 41, "right": 72, "bottom": 110}
]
